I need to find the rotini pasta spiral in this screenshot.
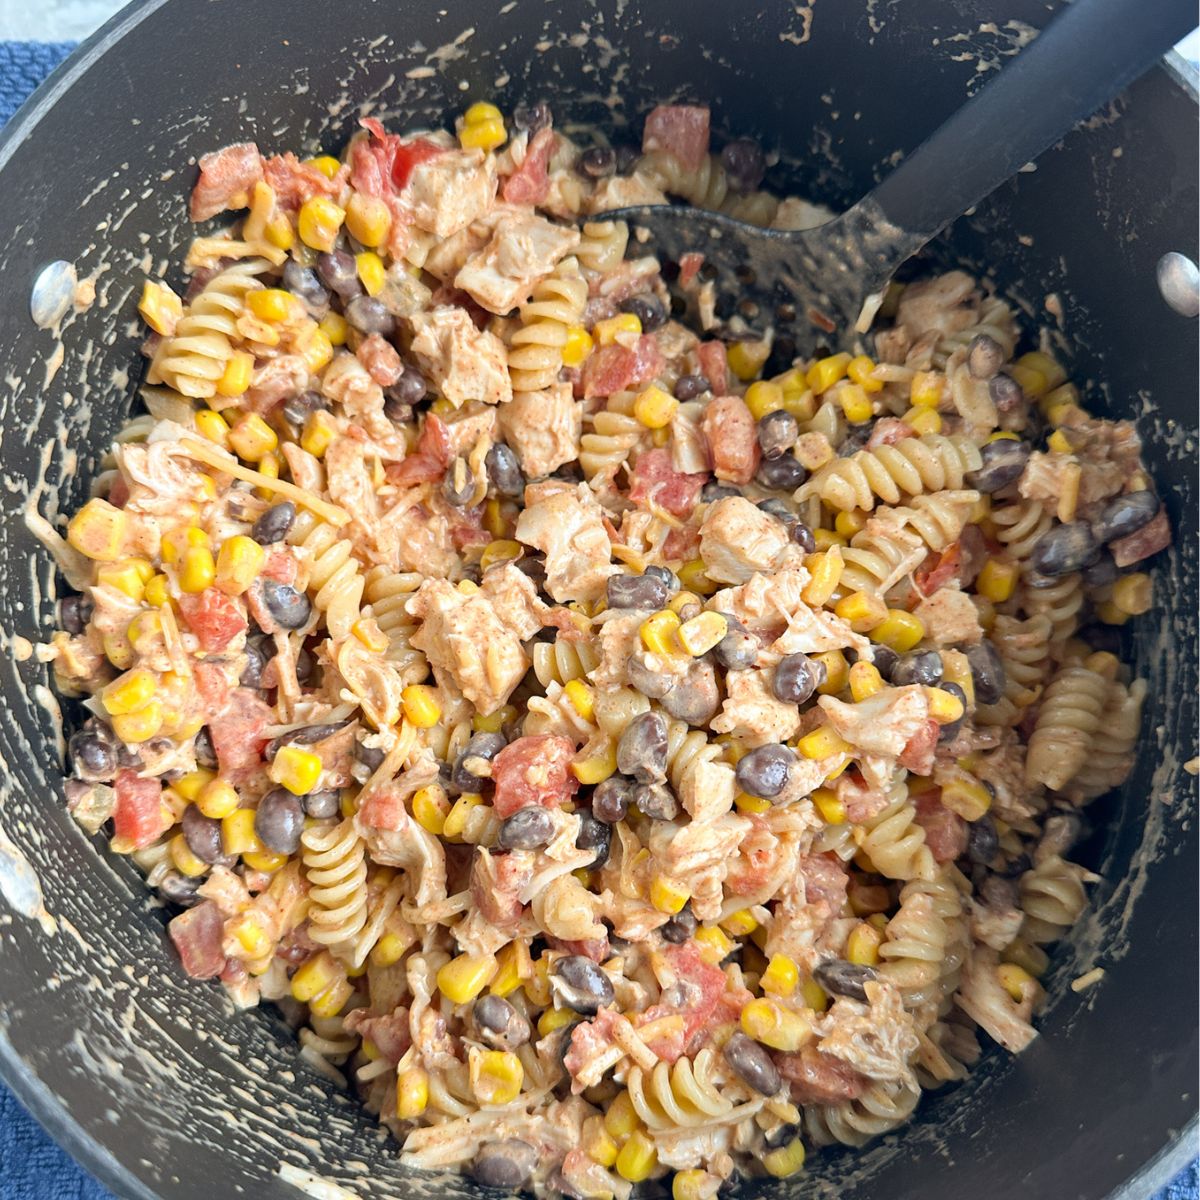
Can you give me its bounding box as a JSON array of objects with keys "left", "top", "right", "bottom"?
[
  {"left": 991, "top": 496, "right": 1053, "bottom": 563},
  {"left": 626, "top": 1049, "right": 734, "bottom": 1130},
  {"left": 302, "top": 819, "right": 369, "bottom": 959},
  {"left": 507, "top": 256, "right": 587, "bottom": 394},
  {"left": 664, "top": 719, "right": 725, "bottom": 796},
  {"left": 290, "top": 511, "right": 365, "bottom": 640},
  {"left": 1018, "top": 855, "right": 1090, "bottom": 944},
  {"left": 362, "top": 565, "right": 429, "bottom": 685},
  {"left": 1072, "top": 678, "right": 1146, "bottom": 801},
  {"left": 637, "top": 150, "right": 780, "bottom": 227},
  {"left": 1024, "top": 665, "right": 1108, "bottom": 790},
  {"left": 855, "top": 791, "right": 936, "bottom": 883},
  {"left": 1021, "top": 573, "right": 1084, "bottom": 645},
  {"left": 932, "top": 295, "right": 1019, "bottom": 368},
  {"left": 877, "top": 892, "right": 948, "bottom": 1008},
  {"left": 804, "top": 1079, "right": 921, "bottom": 1148},
  {"left": 579, "top": 395, "right": 644, "bottom": 489},
  {"left": 575, "top": 220, "right": 629, "bottom": 274},
  {"left": 838, "top": 525, "right": 927, "bottom": 598},
  {"left": 975, "top": 614, "right": 1052, "bottom": 727},
  {"left": 531, "top": 636, "right": 600, "bottom": 688}
]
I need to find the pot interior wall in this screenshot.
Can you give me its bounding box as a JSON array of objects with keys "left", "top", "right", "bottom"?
[{"left": 0, "top": 3, "right": 1194, "bottom": 1199}]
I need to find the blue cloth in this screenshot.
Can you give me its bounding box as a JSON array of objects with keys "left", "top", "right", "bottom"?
[{"left": 0, "top": 33, "right": 1196, "bottom": 1200}]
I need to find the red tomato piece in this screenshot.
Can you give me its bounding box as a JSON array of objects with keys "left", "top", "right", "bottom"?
[
  {"left": 106, "top": 476, "right": 130, "bottom": 509},
  {"left": 208, "top": 689, "right": 272, "bottom": 780},
  {"left": 1110, "top": 507, "right": 1170, "bottom": 567},
  {"left": 168, "top": 902, "right": 227, "bottom": 980},
  {"left": 190, "top": 142, "right": 263, "bottom": 221},
  {"left": 702, "top": 394, "right": 760, "bottom": 484},
  {"left": 915, "top": 541, "right": 963, "bottom": 595},
  {"left": 582, "top": 344, "right": 636, "bottom": 399},
  {"left": 642, "top": 104, "right": 711, "bottom": 171},
  {"left": 502, "top": 126, "right": 555, "bottom": 205},
  {"left": 913, "top": 789, "right": 968, "bottom": 862},
  {"left": 775, "top": 1045, "right": 869, "bottom": 1103},
  {"left": 679, "top": 252, "right": 705, "bottom": 288},
  {"left": 630, "top": 335, "right": 665, "bottom": 386},
  {"left": 385, "top": 412, "right": 453, "bottom": 486},
  {"left": 491, "top": 735, "right": 579, "bottom": 818},
  {"left": 899, "top": 718, "right": 940, "bottom": 775},
  {"left": 866, "top": 417, "right": 915, "bottom": 449},
  {"left": 112, "top": 769, "right": 165, "bottom": 849},
  {"left": 696, "top": 341, "right": 728, "bottom": 395},
  {"left": 262, "top": 152, "right": 344, "bottom": 213},
  {"left": 344, "top": 1008, "right": 412, "bottom": 1065},
  {"left": 261, "top": 547, "right": 298, "bottom": 584},
  {"left": 389, "top": 137, "right": 444, "bottom": 190},
  {"left": 177, "top": 588, "right": 248, "bottom": 653},
  {"left": 356, "top": 332, "right": 403, "bottom": 387},
  {"left": 193, "top": 660, "right": 231, "bottom": 714},
  {"left": 663, "top": 525, "right": 701, "bottom": 563},
  {"left": 628, "top": 448, "right": 707, "bottom": 518}
]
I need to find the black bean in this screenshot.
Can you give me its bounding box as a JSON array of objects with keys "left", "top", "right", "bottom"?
[
  {"left": 615, "top": 144, "right": 639, "bottom": 174},
  {"left": 965, "top": 437, "right": 1031, "bottom": 494},
  {"left": 723, "top": 1031, "right": 781, "bottom": 1095},
  {"left": 240, "top": 637, "right": 273, "bottom": 689},
  {"left": 661, "top": 905, "right": 697, "bottom": 944},
  {"left": 712, "top": 627, "right": 757, "bottom": 672},
  {"left": 474, "top": 994, "right": 532, "bottom": 1049},
  {"left": 355, "top": 740, "right": 385, "bottom": 771},
  {"left": 891, "top": 650, "right": 943, "bottom": 687},
  {"left": 624, "top": 658, "right": 674, "bottom": 703},
  {"left": 967, "top": 815, "right": 1000, "bottom": 866},
  {"left": 442, "top": 459, "right": 475, "bottom": 507},
  {"left": 265, "top": 721, "right": 349, "bottom": 760},
  {"left": 252, "top": 501, "right": 296, "bottom": 545},
  {"left": 988, "top": 372, "right": 1024, "bottom": 413},
  {"left": 998, "top": 851, "right": 1032, "bottom": 880},
  {"left": 757, "top": 497, "right": 794, "bottom": 521},
  {"left": 578, "top": 146, "right": 616, "bottom": 178},
  {"left": 592, "top": 777, "right": 635, "bottom": 824},
  {"left": 1081, "top": 551, "right": 1118, "bottom": 588},
  {"left": 485, "top": 443, "right": 524, "bottom": 497},
  {"left": 69, "top": 729, "right": 117, "bottom": 782},
  {"left": 1090, "top": 490, "right": 1159, "bottom": 545},
  {"left": 388, "top": 364, "right": 430, "bottom": 409},
  {"left": 697, "top": 261, "right": 719, "bottom": 284},
  {"left": 254, "top": 788, "right": 305, "bottom": 854},
  {"left": 839, "top": 424, "right": 873, "bottom": 456},
  {"left": 633, "top": 782, "right": 679, "bottom": 821},
  {"left": 644, "top": 564, "right": 681, "bottom": 591},
  {"left": 720, "top": 138, "right": 766, "bottom": 192},
  {"left": 315, "top": 250, "right": 362, "bottom": 300},
  {"left": 498, "top": 806, "right": 555, "bottom": 850},
  {"left": 871, "top": 645, "right": 899, "bottom": 682},
  {"left": 813, "top": 959, "right": 878, "bottom": 1002},
  {"left": 513, "top": 102, "right": 552, "bottom": 133},
  {"left": 659, "top": 662, "right": 720, "bottom": 725},
  {"left": 281, "top": 390, "right": 327, "bottom": 429},
  {"left": 735, "top": 743, "right": 795, "bottom": 799},
  {"left": 575, "top": 811, "right": 612, "bottom": 867},
  {"left": 59, "top": 594, "right": 93, "bottom": 635},
  {"left": 181, "top": 804, "right": 225, "bottom": 865},
  {"left": 616, "top": 711, "right": 668, "bottom": 783},
  {"left": 193, "top": 726, "right": 217, "bottom": 770},
  {"left": 764, "top": 1123, "right": 802, "bottom": 1149},
  {"left": 937, "top": 681, "right": 967, "bottom": 742},
  {"left": 757, "top": 409, "right": 799, "bottom": 460},
  {"left": 755, "top": 452, "right": 807, "bottom": 491},
  {"left": 303, "top": 789, "right": 342, "bottom": 819},
  {"left": 701, "top": 480, "right": 740, "bottom": 503},
  {"left": 1030, "top": 522, "right": 1098, "bottom": 578},
  {"left": 296, "top": 645, "right": 316, "bottom": 685},
  {"left": 965, "top": 641, "right": 1006, "bottom": 705},
  {"left": 259, "top": 579, "right": 312, "bottom": 630},
  {"left": 283, "top": 260, "right": 330, "bottom": 313},
  {"left": 966, "top": 333, "right": 1005, "bottom": 379},
  {"left": 554, "top": 956, "right": 614, "bottom": 1015},
  {"left": 158, "top": 870, "right": 203, "bottom": 908},
  {"left": 473, "top": 1140, "right": 538, "bottom": 1189},
  {"left": 675, "top": 373, "right": 711, "bottom": 402},
  {"left": 619, "top": 295, "right": 667, "bottom": 332},
  {"left": 345, "top": 295, "right": 394, "bottom": 337},
  {"left": 452, "top": 732, "right": 506, "bottom": 792},
  {"left": 789, "top": 521, "right": 817, "bottom": 553},
  {"left": 772, "top": 652, "right": 820, "bottom": 705},
  {"left": 606, "top": 572, "right": 669, "bottom": 611}
]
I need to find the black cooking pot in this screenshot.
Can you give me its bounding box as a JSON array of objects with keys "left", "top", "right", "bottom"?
[{"left": 0, "top": 2, "right": 1195, "bottom": 1198}]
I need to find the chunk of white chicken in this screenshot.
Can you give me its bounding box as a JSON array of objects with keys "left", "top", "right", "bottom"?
[
  {"left": 818, "top": 686, "right": 933, "bottom": 760},
  {"left": 407, "top": 148, "right": 497, "bottom": 239},
  {"left": 699, "top": 496, "right": 792, "bottom": 584},
  {"left": 499, "top": 381, "right": 582, "bottom": 479},
  {"left": 913, "top": 588, "right": 984, "bottom": 646},
  {"left": 408, "top": 305, "right": 512, "bottom": 408},
  {"left": 514, "top": 482, "right": 617, "bottom": 603},
  {"left": 455, "top": 208, "right": 580, "bottom": 314}
]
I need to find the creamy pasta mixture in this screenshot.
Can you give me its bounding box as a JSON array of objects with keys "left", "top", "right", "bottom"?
[{"left": 41, "top": 101, "right": 1171, "bottom": 1196}]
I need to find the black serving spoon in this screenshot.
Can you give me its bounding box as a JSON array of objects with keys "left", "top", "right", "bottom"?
[{"left": 602, "top": 0, "right": 1197, "bottom": 347}]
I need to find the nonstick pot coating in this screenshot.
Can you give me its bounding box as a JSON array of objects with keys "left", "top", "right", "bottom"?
[{"left": 0, "top": 3, "right": 1195, "bottom": 1199}]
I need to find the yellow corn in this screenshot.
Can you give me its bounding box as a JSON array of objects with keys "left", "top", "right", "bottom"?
[
  {"left": 594, "top": 312, "right": 642, "bottom": 346},
  {"left": 572, "top": 740, "right": 617, "bottom": 785},
  {"left": 459, "top": 115, "right": 506, "bottom": 151},
  {"left": 694, "top": 925, "right": 734, "bottom": 964},
  {"left": 102, "top": 632, "right": 134, "bottom": 670},
  {"left": 397, "top": 1066, "right": 429, "bottom": 1119},
  {"left": 805, "top": 352, "right": 851, "bottom": 395},
  {"left": 169, "top": 832, "right": 209, "bottom": 878},
  {"left": 677, "top": 558, "right": 717, "bottom": 596},
  {"left": 482, "top": 497, "right": 509, "bottom": 539},
  {"left": 650, "top": 875, "right": 691, "bottom": 915},
  {"left": 96, "top": 560, "right": 149, "bottom": 603},
  {"left": 161, "top": 526, "right": 209, "bottom": 566},
  {"left": 812, "top": 649, "right": 849, "bottom": 695},
  {"left": 437, "top": 953, "right": 498, "bottom": 1005},
  {"left": 810, "top": 786, "right": 846, "bottom": 824},
  {"left": 1096, "top": 600, "right": 1129, "bottom": 626},
  {"left": 270, "top": 744, "right": 323, "bottom": 795},
  {"left": 1003, "top": 937, "right": 1050, "bottom": 978},
  {"left": 138, "top": 572, "right": 172, "bottom": 612},
  {"left": 744, "top": 379, "right": 785, "bottom": 420},
  {"left": 640, "top": 609, "right": 683, "bottom": 658},
  {"left": 561, "top": 323, "right": 594, "bottom": 367},
  {"left": 615, "top": 1131, "right": 658, "bottom": 1183},
  {"left": 401, "top": 684, "right": 442, "bottom": 728},
  {"left": 474, "top": 705, "right": 517, "bottom": 735},
  {"left": 665, "top": 590, "right": 699, "bottom": 616},
  {"left": 214, "top": 534, "right": 265, "bottom": 597},
  {"left": 735, "top": 792, "right": 773, "bottom": 815},
  {"left": 472, "top": 540, "right": 520, "bottom": 575},
  {"left": 812, "top": 529, "right": 847, "bottom": 553},
  {"left": 727, "top": 339, "right": 770, "bottom": 382},
  {"left": 471, "top": 1049, "right": 523, "bottom": 1106},
  {"left": 246, "top": 288, "right": 296, "bottom": 324},
  {"left": 355, "top": 251, "right": 386, "bottom": 297},
  {"left": 997, "top": 962, "right": 1039, "bottom": 1004},
  {"left": 870, "top": 608, "right": 925, "bottom": 653},
  {"left": 848, "top": 661, "right": 885, "bottom": 702},
  {"left": 195, "top": 778, "right": 238, "bottom": 820},
  {"left": 305, "top": 154, "right": 342, "bottom": 179},
  {"left": 411, "top": 785, "right": 450, "bottom": 836},
  {"left": 138, "top": 280, "right": 183, "bottom": 335},
  {"left": 583, "top": 1116, "right": 620, "bottom": 1169},
  {"left": 926, "top": 686, "right": 965, "bottom": 724},
  {"left": 264, "top": 213, "right": 294, "bottom": 251},
  {"left": 976, "top": 557, "right": 1018, "bottom": 604},
  {"left": 677, "top": 611, "right": 728, "bottom": 656},
  {"left": 178, "top": 542, "right": 217, "bottom": 594},
  {"left": 101, "top": 668, "right": 157, "bottom": 716},
  {"left": 1112, "top": 572, "right": 1153, "bottom": 616},
  {"left": 301, "top": 409, "right": 337, "bottom": 458},
  {"left": 298, "top": 326, "right": 334, "bottom": 374},
  {"left": 490, "top": 940, "right": 525, "bottom": 998},
  {"left": 221, "top": 808, "right": 261, "bottom": 857},
  {"left": 801, "top": 978, "right": 828, "bottom": 1013},
  {"left": 228, "top": 412, "right": 278, "bottom": 463},
  {"left": 345, "top": 192, "right": 392, "bottom": 248},
  {"left": 837, "top": 382, "right": 873, "bottom": 425},
  {"left": 796, "top": 726, "right": 852, "bottom": 760},
  {"left": 763, "top": 1138, "right": 807, "bottom": 1178},
  {"left": 214, "top": 350, "right": 253, "bottom": 398},
  {"left": 940, "top": 775, "right": 992, "bottom": 821},
  {"left": 297, "top": 196, "right": 346, "bottom": 253},
  {"left": 847, "top": 354, "right": 883, "bottom": 393},
  {"left": 307, "top": 975, "right": 353, "bottom": 1018},
  {"left": 909, "top": 371, "right": 945, "bottom": 408},
  {"left": 350, "top": 617, "right": 389, "bottom": 654},
  {"left": 371, "top": 925, "right": 417, "bottom": 967},
  {"left": 173, "top": 768, "right": 214, "bottom": 803},
  {"left": 846, "top": 922, "right": 883, "bottom": 966},
  {"left": 905, "top": 406, "right": 943, "bottom": 435},
  {"left": 941, "top": 649, "right": 975, "bottom": 707},
  {"left": 760, "top": 954, "right": 800, "bottom": 996},
  {"left": 67, "top": 499, "right": 127, "bottom": 562},
  {"left": 605, "top": 1090, "right": 640, "bottom": 1139},
  {"left": 192, "top": 411, "right": 231, "bottom": 453},
  {"left": 834, "top": 590, "right": 887, "bottom": 633},
  {"left": 1015, "top": 350, "right": 1066, "bottom": 399},
  {"left": 290, "top": 951, "right": 341, "bottom": 1003},
  {"left": 127, "top": 611, "right": 164, "bottom": 651},
  {"left": 227, "top": 914, "right": 271, "bottom": 959},
  {"left": 721, "top": 909, "right": 758, "bottom": 938},
  {"left": 740, "top": 998, "right": 812, "bottom": 1052},
  {"left": 536, "top": 1005, "right": 576, "bottom": 1038},
  {"left": 111, "top": 701, "right": 164, "bottom": 744},
  {"left": 320, "top": 311, "right": 348, "bottom": 346},
  {"left": 834, "top": 509, "right": 868, "bottom": 539},
  {"left": 561, "top": 678, "right": 595, "bottom": 723},
  {"left": 633, "top": 384, "right": 679, "bottom": 429},
  {"left": 801, "top": 547, "right": 844, "bottom": 608},
  {"left": 442, "top": 793, "right": 483, "bottom": 840}
]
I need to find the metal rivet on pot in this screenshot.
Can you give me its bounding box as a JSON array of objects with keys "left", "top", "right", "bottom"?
[
  {"left": 1156, "top": 252, "right": 1199, "bottom": 318},
  {"left": 30, "top": 260, "right": 77, "bottom": 328}
]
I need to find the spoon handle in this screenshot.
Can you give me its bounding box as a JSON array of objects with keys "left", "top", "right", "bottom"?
[{"left": 862, "top": 0, "right": 1195, "bottom": 261}]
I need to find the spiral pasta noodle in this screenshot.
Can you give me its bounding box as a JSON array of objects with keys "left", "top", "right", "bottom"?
[
  {"left": 1021, "top": 573, "right": 1084, "bottom": 644},
  {"left": 579, "top": 397, "right": 645, "bottom": 489},
  {"left": 855, "top": 791, "right": 937, "bottom": 883},
  {"left": 1018, "top": 855, "right": 1091, "bottom": 944},
  {"left": 1025, "top": 665, "right": 1108, "bottom": 790},
  {"left": 362, "top": 565, "right": 429, "bottom": 685},
  {"left": 1072, "top": 678, "right": 1146, "bottom": 801},
  {"left": 804, "top": 1080, "right": 921, "bottom": 1148},
  {"left": 531, "top": 636, "right": 601, "bottom": 688},
  {"left": 991, "top": 496, "right": 1053, "bottom": 563},
  {"left": 637, "top": 150, "right": 780, "bottom": 227},
  {"left": 507, "top": 256, "right": 587, "bottom": 394},
  {"left": 302, "top": 819, "right": 369, "bottom": 959},
  {"left": 290, "top": 511, "right": 365, "bottom": 640},
  {"left": 575, "top": 220, "right": 629, "bottom": 274},
  {"left": 626, "top": 1049, "right": 734, "bottom": 1129},
  {"left": 877, "top": 892, "right": 948, "bottom": 1008}
]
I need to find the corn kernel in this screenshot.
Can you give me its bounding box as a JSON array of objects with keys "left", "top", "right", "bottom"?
[
  {"left": 760, "top": 954, "right": 800, "bottom": 996},
  {"left": 537, "top": 1005, "right": 577, "bottom": 1038},
  {"left": 561, "top": 323, "right": 594, "bottom": 368},
  {"left": 270, "top": 744, "right": 323, "bottom": 795},
  {"left": 290, "top": 951, "right": 340, "bottom": 1003},
  {"left": 220, "top": 808, "right": 261, "bottom": 857},
  {"left": 1003, "top": 937, "right": 1050, "bottom": 978},
  {"left": 847, "top": 354, "right": 883, "bottom": 393},
  {"left": 735, "top": 792, "right": 772, "bottom": 815},
  {"left": 594, "top": 312, "right": 642, "bottom": 346},
  {"left": 96, "top": 560, "right": 148, "bottom": 602},
  {"left": 102, "top": 632, "right": 134, "bottom": 670},
  {"left": 411, "top": 785, "right": 450, "bottom": 836},
  {"left": 345, "top": 192, "right": 392, "bottom": 248},
  {"left": 810, "top": 786, "right": 846, "bottom": 824},
  {"left": 460, "top": 115, "right": 507, "bottom": 151},
  {"left": 997, "top": 962, "right": 1039, "bottom": 1004},
  {"left": 834, "top": 590, "right": 887, "bottom": 633},
  {"left": 834, "top": 510, "right": 867, "bottom": 539},
  {"left": 557, "top": 679, "right": 594, "bottom": 724},
  {"left": 227, "top": 914, "right": 270, "bottom": 959},
  {"left": 605, "top": 1090, "right": 640, "bottom": 1139},
  {"left": 846, "top": 921, "right": 883, "bottom": 966},
  {"left": 634, "top": 384, "right": 679, "bottom": 429},
  {"left": 442, "top": 793, "right": 483, "bottom": 841},
  {"left": 796, "top": 726, "right": 853, "bottom": 760},
  {"left": 870, "top": 608, "right": 925, "bottom": 653},
  {"left": 319, "top": 311, "right": 348, "bottom": 346},
  {"left": 177, "top": 543, "right": 216, "bottom": 595},
  {"left": 67, "top": 499, "right": 127, "bottom": 562},
  {"left": 111, "top": 701, "right": 164, "bottom": 744},
  {"left": 437, "top": 953, "right": 498, "bottom": 1004},
  {"left": 138, "top": 280, "right": 183, "bottom": 335},
  {"left": 976, "top": 557, "right": 1018, "bottom": 604},
  {"left": 140, "top": 572, "right": 172, "bottom": 610},
  {"left": 650, "top": 875, "right": 691, "bottom": 914},
  {"left": 172, "top": 768, "right": 214, "bottom": 804},
  {"left": 490, "top": 941, "right": 525, "bottom": 998},
  {"left": 640, "top": 609, "right": 683, "bottom": 658},
  {"left": 264, "top": 212, "right": 294, "bottom": 250},
  {"left": 297, "top": 197, "right": 346, "bottom": 253},
  {"left": 667, "top": 590, "right": 701, "bottom": 616},
  {"left": 678, "top": 611, "right": 728, "bottom": 657},
  {"left": 101, "top": 668, "right": 157, "bottom": 716},
  {"left": 301, "top": 409, "right": 337, "bottom": 458},
  {"left": 473, "top": 539, "right": 520, "bottom": 575},
  {"left": 304, "top": 154, "right": 342, "bottom": 179},
  {"left": 1013, "top": 350, "right": 1065, "bottom": 399},
  {"left": 401, "top": 684, "right": 442, "bottom": 729},
  {"left": 471, "top": 1048, "right": 523, "bottom": 1106},
  {"left": 571, "top": 740, "right": 617, "bottom": 785},
  {"left": 228, "top": 412, "right": 278, "bottom": 463},
  {"left": 1096, "top": 600, "right": 1129, "bottom": 626},
  {"left": 1112, "top": 572, "right": 1153, "bottom": 616},
  {"left": 371, "top": 926, "right": 416, "bottom": 968},
  {"left": 245, "top": 287, "right": 295, "bottom": 325},
  {"left": 805, "top": 352, "right": 851, "bottom": 395},
  {"left": 166, "top": 832, "right": 208, "bottom": 879},
  {"left": 213, "top": 534, "right": 265, "bottom": 597},
  {"left": 355, "top": 250, "right": 386, "bottom": 297},
  {"left": 848, "top": 661, "right": 885, "bottom": 702},
  {"left": 940, "top": 775, "right": 992, "bottom": 821},
  {"left": 694, "top": 925, "right": 734, "bottom": 964},
  {"left": 926, "top": 686, "right": 965, "bottom": 724},
  {"left": 583, "top": 1116, "right": 620, "bottom": 1169},
  {"left": 763, "top": 1138, "right": 806, "bottom": 1178},
  {"left": 211, "top": 351, "right": 253, "bottom": 400},
  {"left": 192, "top": 778, "right": 238, "bottom": 821},
  {"left": 192, "top": 411, "right": 230, "bottom": 453},
  {"left": 837, "top": 382, "right": 873, "bottom": 425},
  {"left": 677, "top": 558, "right": 717, "bottom": 596},
  {"left": 801, "top": 547, "right": 844, "bottom": 607},
  {"left": 741, "top": 997, "right": 813, "bottom": 1052},
  {"left": 727, "top": 339, "right": 771, "bottom": 382},
  {"left": 350, "top": 617, "right": 389, "bottom": 654},
  {"left": 812, "top": 650, "right": 849, "bottom": 695},
  {"left": 309, "top": 976, "right": 353, "bottom": 1018},
  {"left": 396, "top": 1066, "right": 429, "bottom": 1119},
  {"left": 295, "top": 324, "right": 333, "bottom": 374},
  {"left": 474, "top": 705, "right": 517, "bottom": 736},
  {"left": 800, "top": 979, "right": 828, "bottom": 1013},
  {"left": 744, "top": 380, "right": 785, "bottom": 420},
  {"left": 616, "top": 1131, "right": 657, "bottom": 1183},
  {"left": 721, "top": 909, "right": 758, "bottom": 937},
  {"left": 906, "top": 406, "right": 943, "bottom": 435},
  {"left": 909, "top": 371, "right": 945, "bottom": 408},
  {"left": 161, "top": 526, "right": 208, "bottom": 566}
]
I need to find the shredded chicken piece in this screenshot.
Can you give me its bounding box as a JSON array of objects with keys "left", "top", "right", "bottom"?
[{"left": 515, "top": 482, "right": 618, "bottom": 603}]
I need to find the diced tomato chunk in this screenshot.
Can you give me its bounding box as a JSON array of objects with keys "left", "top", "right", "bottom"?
[
  {"left": 356, "top": 332, "right": 403, "bottom": 387},
  {"left": 915, "top": 541, "right": 963, "bottom": 595},
  {"left": 702, "top": 394, "right": 760, "bottom": 485},
  {"left": 775, "top": 1045, "right": 869, "bottom": 1104},
  {"left": 261, "top": 548, "right": 298, "bottom": 584},
  {"left": 113, "top": 769, "right": 166, "bottom": 849},
  {"left": 502, "top": 127, "right": 555, "bottom": 205},
  {"left": 389, "top": 137, "right": 444, "bottom": 190},
  {"left": 177, "top": 588, "right": 247, "bottom": 653},
  {"left": 630, "top": 335, "right": 665, "bottom": 386},
  {"left": 169, "top": 901, "right": 227, "bottom": 979},
  {"left": 1110, "top": 507, "right": 1170, "bottom": 567},
  {"left": 913, "top": 789, "right": 969, "bottom": 862},
  {"left": 629, "top": 448, "right": 707, "bottom": 518},
  {"left": 696, "top": 341, "right": 728, "bottom": 395},
  {"left": 582, "top": 344, "right": 636, "bottom": 399},
  {"left": 899, "top": 718, "right": 940, "bottom": 775},
  {"left": 663, "top": 525, "right": 701, "bottom": 562},
  {"left": 106, "top": 477, "right": 130, "bottom": 509},
  {"left": 262, "top": 152, "right": 344, "bottom": 213},
  {"left": 491, "top": 735, "right": 579, "bottom": 818},
  {"left": 385, "top": 412, "right": 452, "bottom": 486},
  {"left": 207, "top": 689, "right": 272, "bottom": 780},
  {"left": 193, "top": 660, "right": 231, "bottom": 714},
  {"left": 642, "top": 104, "right": 711, "bottom": 172},
  {"left": 190, "top": 142, "right": 263, "bottom": 221}
]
